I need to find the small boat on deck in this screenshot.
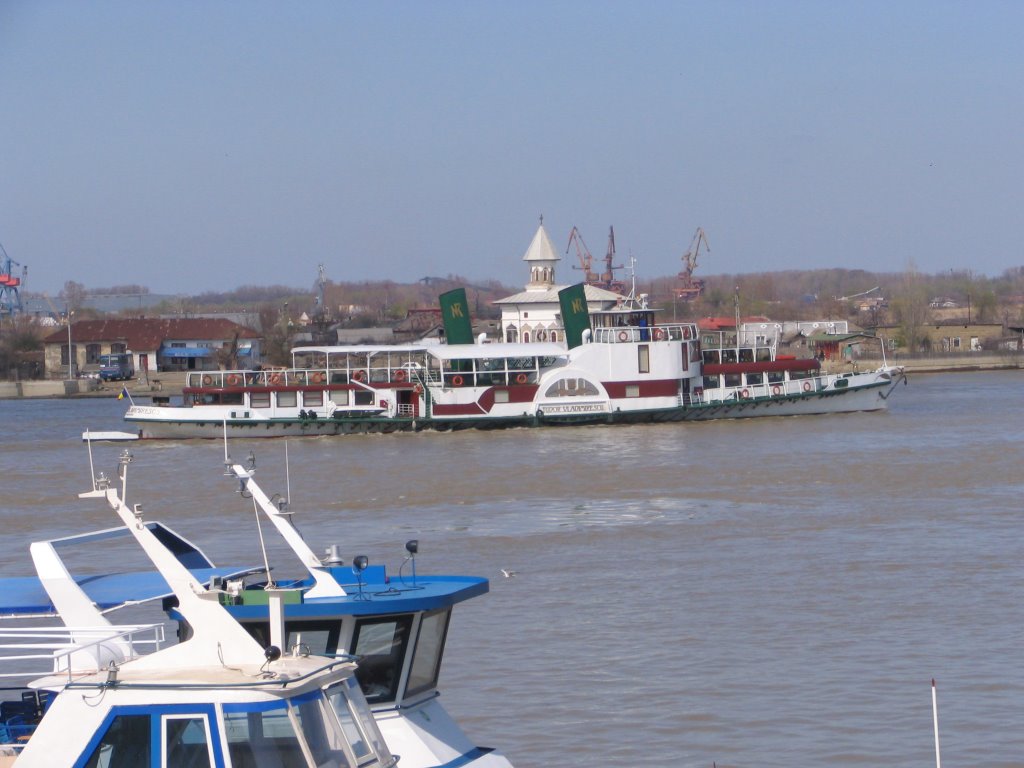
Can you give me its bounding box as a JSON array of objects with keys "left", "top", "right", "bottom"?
[
  {"left": 114, "top": 286, "right": 905, "bottom": 440},
  {"left": 0, "top": 445, "right": 512, "bottom": 768}
]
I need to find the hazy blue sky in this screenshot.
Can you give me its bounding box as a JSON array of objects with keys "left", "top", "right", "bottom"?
[{"left": 2, "top": 1, "right": 1021, "bottom": 296}]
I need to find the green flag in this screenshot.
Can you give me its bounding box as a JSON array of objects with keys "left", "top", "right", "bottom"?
[
  {"left": 558, "top": 283, "right": 591, "bottom": 349},
  {"left": 438, "top": 288, "right": 474, "bottom": 345}
]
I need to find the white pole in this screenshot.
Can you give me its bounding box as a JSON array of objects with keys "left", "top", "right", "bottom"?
[
  {"left": 932, "top": 678, "right": 941, "bottom": 768},
  {"left": 67, "top": 310, "right": 73, "bottom": 380}
]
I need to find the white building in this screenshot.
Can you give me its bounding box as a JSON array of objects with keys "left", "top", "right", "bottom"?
[{"left": 494, "top": 221, "right": 626, "bottom": 343}]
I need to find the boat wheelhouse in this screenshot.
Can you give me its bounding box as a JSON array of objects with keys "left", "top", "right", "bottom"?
[{"left": 0, "top": 452, "right": 398, "bottom": 768}]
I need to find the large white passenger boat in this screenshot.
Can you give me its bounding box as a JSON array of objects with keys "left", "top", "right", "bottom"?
[{"left": 119, "top": 286, "right": 905, "bottom": 439}]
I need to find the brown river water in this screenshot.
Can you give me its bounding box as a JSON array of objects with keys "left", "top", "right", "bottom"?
[{"left": 1, "top": 370, "right": 1022, "bottom": 767}]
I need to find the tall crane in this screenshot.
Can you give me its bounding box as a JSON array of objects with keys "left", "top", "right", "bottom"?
[
  {"left": 0, "top": 242, "right": 26, "bottom": 317},
  {"left": 567, "top": 226, "right": 626, "bottom": 294},
  {"left": 676, "top": 227, "right": 709, "bottom": 301}
]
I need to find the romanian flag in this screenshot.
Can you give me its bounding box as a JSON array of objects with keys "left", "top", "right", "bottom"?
[{"left": 118, "top": 386, "right": 129, "bottom": 400}]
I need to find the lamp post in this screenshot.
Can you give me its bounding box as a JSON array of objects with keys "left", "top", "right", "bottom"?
[{"left": 66, "top": 309, "right": 74, "bottom": 380}]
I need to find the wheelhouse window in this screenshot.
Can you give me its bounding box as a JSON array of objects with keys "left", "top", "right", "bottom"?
[
  {"left": 405, "top": 608, "right": 452, "bottom": 698},
  {"left": 350, "top": 615, "right": 413, "bottom": 703},
  {"left": 164, "top": 715, "right": 214, "bottom": 768},
  {"left": 82, "top": 714, "right": 151, "bottom": 768},
  {"left": 223, "top": 704, "right": 305, "bottom": 766},
  {"left": 326, "top": 678, "right": 391, "bottom": 767}
]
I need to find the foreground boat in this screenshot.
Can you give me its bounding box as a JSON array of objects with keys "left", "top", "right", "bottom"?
[
  {"left": 0, "top": 446, "right": 512, "bottom": 768},
  {"left": 118, "top": 287, "right": 905, "bottom": 440},
  {"left": 0, "top": 452, "right": 397, "bottom": 767}
]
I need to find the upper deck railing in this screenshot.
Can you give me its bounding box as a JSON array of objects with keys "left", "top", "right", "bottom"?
[{"left": 592, "top": 323, "right": 699, "bottom": 344}]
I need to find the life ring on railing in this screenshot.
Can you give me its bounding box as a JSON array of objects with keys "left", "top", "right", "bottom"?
[
  {"left": 618, "top": 330, "right": 629, "bottom": 342},
  {"left": 413, "top": 384, "right": 423, "bottom": 395},
  {"left": 740, "top": 388, "right": 750, "bottom": 399},
  {"left": 311, "top": 372, "right": 324, "bottom": 384},
  {"left": 202, "top": 374, "right": 213, "bottom": 386},
  {"left": 802, "top": 381, "right": 812, "bottom": 392},
  {"left": 515, "top": 373, "right": 528, "bottom": 385},
  {"left": 653, "top": 328, "right": 667, "bottom": 341},
  {"left": 771, "top": 384, "right": 781, "bottom": 396},
  {"left": 451, "top": 374, "right": 464, "bottom": 387},
  {"left": 393, "top": 368, "right": 406, "bottom": 382},
  {"left": 352, "top": 370, "right": 365, "bottom": 382},
  {"left": 269, "top": 373, "right": 283, "bottom": 385},
  {"left": 226, "top": 374, "right": 241, "bottom": 386}
]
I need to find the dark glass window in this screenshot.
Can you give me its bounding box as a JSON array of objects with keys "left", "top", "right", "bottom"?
[
  {"left": 350, "top": 615, "right": 413, "bottom": 703},
  {"left": 83, "top": 714, "right": 151, "bottom": 768}
]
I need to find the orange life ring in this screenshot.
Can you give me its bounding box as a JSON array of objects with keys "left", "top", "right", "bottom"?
[
  {"left": 802, "top": 381, "right": 812, "bottom": 392},
  {"left": 226, "top": 374, "right": 241, "bottom": 386},
  {"left": 653, "top": 328, "right": 667, "bottom": 341},
  {"left": 269, "top": 373, "right": 283, "bottom": 385},
  {"left": 413, "top": 384, "right": 423, "bottom": 395},
  {"left": 352, "top": 370, "right": 365, "bottom": 382},
  {"left": 740, "top": 388, "right": 750, "bottom": 399},
  {"left": 772, "top": 384, "right": 781, "bottom": 396},
  {"left": 618, "top": 331, "right": 629, "bottom": 342},
  {"left": 451, "top": 374, "right": 464, "bottom": 387},
  {"left": 202, "top": 374, "right": 213, "bottom": 386},
  {"left": 311, "top": 371, "right": 324, "bottom": 384},
  {"left": 515, "top": 373, "right": 528, "bottom": 385},
  {"left": 393, "top": 368, "right": 406, "bottom": 382}
]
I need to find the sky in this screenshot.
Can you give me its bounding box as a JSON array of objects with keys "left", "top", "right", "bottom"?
[{"left": 2, "top": 1, "right": 1022, "bottom": 297}]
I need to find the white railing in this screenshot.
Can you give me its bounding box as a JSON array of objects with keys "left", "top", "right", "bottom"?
[
  {"left": 695, "top": 376, "right": 828, "bottom": 405},
  {"left": 593, "top": 323, "right": 698, "bottom": 344},
  {"left": 0, "top": 624, "right": 164, "bottom": 681}
]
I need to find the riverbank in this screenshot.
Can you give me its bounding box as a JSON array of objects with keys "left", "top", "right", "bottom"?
[{"left": 1, "top": 354, "right": 1021, "bottom": 400}]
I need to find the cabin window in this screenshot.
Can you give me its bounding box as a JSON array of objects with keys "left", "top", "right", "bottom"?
[
  {"left": 703, "top": 375, "right": 720, "bottom": 389},
  {"left": 756, "top": 347, "right": 772, "bottom": 362},
  {"left": 351, "top": 615, "right": 413, "bottom": 703},
  {"left": 724, "top": 374, "right": 742, "bottom": 388},
  {"left": 745, "top": 373, "right": 764, "bottom": 386},
  {"left": 637, "top": 345, "right": 650, "bottom": 374},
  {"left": 223, "top": 704, "right": 305, "bottom": 766},
  {"left": 250, "top": 391, "right": 271, "bottom": 408},
  {"left": 721, "top": 349, "right": 737, "bottom": 364},
  {"left": 702, "top": 350, "right": 720, "bottom": 365},
  {"left": 766, "top": 371, "right": 785, "bottom": 384},
  {"left": 494, "top": 389, "right": 510, "bottom": 403},
  {"left": 276, "top": 391, "right": 297, "bottom": 408},
  {"left": 327, "top": 678, "right": 389, "bottom": 765},
  {"left": 406, "top": 608, "right": 452, "bottom": 698},
  {"left": 625, "top": 385, "right": 640, "bottom": 398},
  {"left": 164, "top": 715, "right": 214, "bottom": 768},
  {"left": 333, "top": 390, "right": 350, "bottom": 406},
  {"left": 738, "top": 348, "right": 754, "bottom": 363},
  {"left": 303, "top": 390, "right": 324, "bottom": 407},
  {"left": 82, "top": 714, "right": 151, "bottom": 767},
  {"left": 286, "top": 620, "right": 341, "bottom": 657},
  {"left": 354, "top": 391, "right": 374, "bottom": 406},
  {"left": 292, "top": 694, "right": 349, "bottom": 767}
]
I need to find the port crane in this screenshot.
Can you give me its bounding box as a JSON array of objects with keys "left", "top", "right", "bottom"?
[
  {"left": 566, "top": 226, "right": 626, "bottom": 294},
  {"left": 0, "top": 242, "right": 27, "bottom": 317},
  {"left": 675, "top": 227, "right": 709, "bottom": 301}
]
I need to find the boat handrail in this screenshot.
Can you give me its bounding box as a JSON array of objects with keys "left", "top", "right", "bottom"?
[
  {"left": 592, "top": 322, "right": 698, "bottom": 344},
  {"left": 691, "top": 373, "right": 841, "bottom": 405},
  {"left": 0, "top": 624, "right": 165, "bottom": 681}
]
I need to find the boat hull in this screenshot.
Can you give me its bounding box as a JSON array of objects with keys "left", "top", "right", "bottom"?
[{"left": 122, "top": 372, "right": 903, "bottom": 439}]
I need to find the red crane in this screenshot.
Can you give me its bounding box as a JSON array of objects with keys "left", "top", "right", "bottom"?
[{"left": 676, "top": 227, "right": 709, "bottom": 301}]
